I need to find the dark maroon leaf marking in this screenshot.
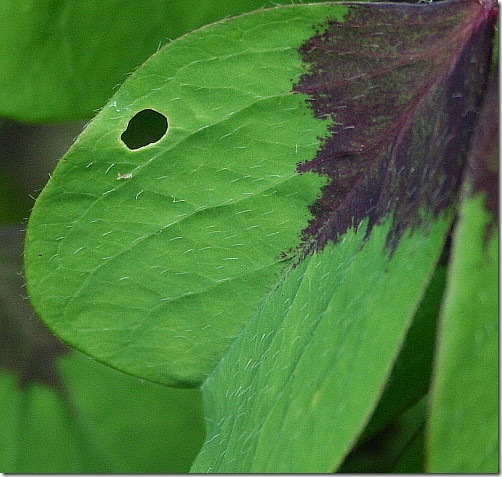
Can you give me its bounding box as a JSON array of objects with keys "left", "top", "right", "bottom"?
[
  {"left": 293, "top": 0, "right": 497, "bottom": 254},
  {"left": 466, "top": 68, "right": 498, "bottom": 227}
]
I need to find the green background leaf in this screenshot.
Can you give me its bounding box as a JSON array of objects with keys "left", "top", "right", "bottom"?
[
  {"left": 0, "top": 352, "right": 204, "bottom": 473},
  {"left": 0, "top": 0, "right": 328, "bottom": 122},
  {"left": 0, "top": 352, "right": 205, "bottom": 473},
  {"left": 427, "top": 195, "right": 498, "bottom": 472},
  {"left": 0, "top": 0, "right": 174, "bottom": 121}
]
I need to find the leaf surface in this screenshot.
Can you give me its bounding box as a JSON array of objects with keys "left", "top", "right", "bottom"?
[
  {"left": 25, "top": 4, "right": 347, "bottom": 386},
  {"left": 0, "top": 353, "right": 205, "bottom": 473},
  {"left": 0, "top": 0, "right": 174, "bottom": 121},
  {"left": 341, "top": 263, "right": 446, "bottom": 460}
]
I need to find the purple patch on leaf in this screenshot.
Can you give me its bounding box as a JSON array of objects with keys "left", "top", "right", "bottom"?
[{"left": 293, "top": 0, "right": 497, "bottom": 254}]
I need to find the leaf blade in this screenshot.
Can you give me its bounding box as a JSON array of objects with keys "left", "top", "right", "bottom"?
[
  {"left": 192, "top": 217, "right": 451, "bottom": 472},
  {"left": 24, "top": 4, "right": 348, "bottom": 386}
]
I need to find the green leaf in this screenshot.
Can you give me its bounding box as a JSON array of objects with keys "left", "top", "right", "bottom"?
[
  {"left": 25, "top": 4, "right": 348, "bottom": 386},
  {"left": 0, "top": 0, "right": 172, "bottom": 121},
  {"left": 340, "top": 263, "right": 446, "bottom": 462},
  {"left": 191, "top": 218, "right": 451, "bottom": 472},
  {"left": 391, "top": 405, "right": 426, "bottom": 473},
  {"left": 427, "top": 72, "right": 498, "bottom": 473},
  {"left": 427, "top": 201, "right": 498, "bottom": 472},
  {"left": 190, "top": 0, "right": 495, "bottom": 471}
]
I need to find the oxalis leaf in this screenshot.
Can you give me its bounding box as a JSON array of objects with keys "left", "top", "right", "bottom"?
[
  {"left": 25, "top": 0, "right": 495, "bottom": 399},
  {"left": 25, "top": 4, "right": 343, "bottom": 386}
]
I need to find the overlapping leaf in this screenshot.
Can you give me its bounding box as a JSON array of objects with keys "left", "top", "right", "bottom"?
[{"left": 191, "top": 218, "right": 451, "bottom": 472}]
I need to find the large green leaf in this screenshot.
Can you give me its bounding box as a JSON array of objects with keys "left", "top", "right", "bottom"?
[
  {"left": 191, "top": 0, "right": 495, "bottom": 471},
  {"left": 25, "top": 4, "right": 346, "bottom": 386}
]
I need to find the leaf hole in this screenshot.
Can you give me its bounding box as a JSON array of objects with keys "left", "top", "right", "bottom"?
[{"left": 121, "top": 109, "right": 168, "bottom": 150}]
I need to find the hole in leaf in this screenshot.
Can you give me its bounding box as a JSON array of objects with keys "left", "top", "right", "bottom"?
[{"left": 121, "top": 109, "right": 168, "bottom": 150}]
